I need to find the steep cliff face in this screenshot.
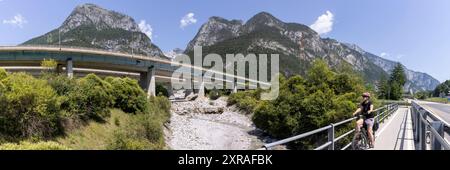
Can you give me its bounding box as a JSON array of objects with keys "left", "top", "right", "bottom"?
[
  {"left": 23, "top": 3, "right": 167, "bottom": 59},
  {"left": 185, "top": 11, "right": 440, "bottom": 91},
  {"left": 185, "top": 16, "right": 243, "bottom": 52},
  {"left": 185, "top": 12, "right": 386, "bottom": 83},
  {"left": 60, "top": 3, "right": 140, "bottom": 33},
  {"left": 362, "top": 51, "right": 440, "bottom": 91}
]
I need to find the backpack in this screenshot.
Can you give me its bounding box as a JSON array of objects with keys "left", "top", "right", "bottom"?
[{"left": 373, "top": 120, "right": 379, "bottom": 131}]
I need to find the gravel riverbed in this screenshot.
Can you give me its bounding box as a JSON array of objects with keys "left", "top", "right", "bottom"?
[{"left": 164, "top": 97, "right": 274, "bottom": 150}]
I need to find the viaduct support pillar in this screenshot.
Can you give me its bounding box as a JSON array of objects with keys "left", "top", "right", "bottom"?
[
  {"left": 140, "top": 66, "right": 155, "bottom": 97},
  {"left": 198, "top": 81, "right": 205, "bottom": 98},
  {"left": 66, "top": 58, "right": 73, "bottom": 78},
  {"left": 56, "top": 64, "right": 64, "bottom": 74}
]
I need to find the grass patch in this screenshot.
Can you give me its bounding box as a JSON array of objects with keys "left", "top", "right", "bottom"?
[
  {"left": 0, "top": 141, "right": 70, "bottom": 150},
  {"left": 425, "top": 97, "right": 449, "bottom": 104},
  {"left": 56, "top": 108, "right": 168, "bottom": 150},
  {"left": 56, "top": 109, "right": 130, "bottom": 149}
]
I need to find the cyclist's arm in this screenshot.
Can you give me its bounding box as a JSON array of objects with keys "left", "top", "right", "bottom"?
[
  {"left": 353, "top": 108, "right": 361, "bottom": 116},
  {"left": 368, "top": 104, "right": 374, "bottom": 114}
]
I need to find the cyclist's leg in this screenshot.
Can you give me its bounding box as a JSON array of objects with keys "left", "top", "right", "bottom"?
[
  {"left": 354, "top": 118, "right": 363, "bottom": 140},
  {"left": 356, "top": 119, "right": 363, "bottom": 133},
  {"left": 365, "top": 118, "right": 375, "bottom": 147},
  {"left": 352, "top": 118, "right": 365, "bottom": 150}
]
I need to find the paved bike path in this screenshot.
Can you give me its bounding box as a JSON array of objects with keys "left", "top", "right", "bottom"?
[{"left": 373, "top": 107, "right": 415, "bottom": 150}]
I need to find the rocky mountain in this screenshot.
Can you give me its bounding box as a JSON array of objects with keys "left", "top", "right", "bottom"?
[
  {"left": 164, "top": 48, "right": 184, "bottom": 61},
  {"left": 357, "top": 49, "right": 440, "bottom": 91},
  {"left": 185, "top": 12, "right": 387, "bottom": 83},
  {"left": 22, "top": 3, "right": 167, "bottom": 59},
  {"left": 185, "top": 17, "right": 243, "bottom": 52},
  {"left": 185, "top": 12, "right": 439, "bottom": 92}
]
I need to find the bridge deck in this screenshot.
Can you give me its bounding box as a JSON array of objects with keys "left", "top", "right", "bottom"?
[{"left": 373, "top": 106, "right": 415, "bottom": 150}]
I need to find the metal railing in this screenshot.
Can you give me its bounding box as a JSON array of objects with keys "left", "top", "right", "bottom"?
[
  {"left": 411, "top": 101, "right": 450, "bottom": 150},
  {"left": 259, "top": 103, "right": 399, "bottom": 150}
]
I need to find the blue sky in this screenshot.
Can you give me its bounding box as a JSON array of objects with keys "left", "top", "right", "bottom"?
[{"left": 1, "top": 0, "right": 450, "bottom": 82}]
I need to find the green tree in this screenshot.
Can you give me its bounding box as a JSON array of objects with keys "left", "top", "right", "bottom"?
[
  {"left": 387, "top": 63, "right": 407, "bottom": 100},
  {"left": 415, "top": 91, "right": 431, "bottom": 100},
  {"left": 377, "top": 74, "right": 389, "bottom": 99},
  {"left": 306, "top": 59, "right": 334, "bottom": 91},
  {"left": 246, "top": 59, "right": 368, "bottom": 149},
  {"left": 433, "top": 80, "right": 450, "bottom": 97}
]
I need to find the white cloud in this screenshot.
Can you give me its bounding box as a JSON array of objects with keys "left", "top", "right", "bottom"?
[
  {"left": 138, "top": 20, "right": 153, "bottom": 40},
  {"left": 180, "top": 12, "right": 197, "bottom": 29},
  {"left": 3, "top": 14, "right": 27, "bottom": 28},
  {"left": 380, "top": 52, "right": 389, "bottom": 58},
  {"left": 380, "top": 52, "right": 404, "bottom": 60},
  {"left": 310, "top": 11, "right": 334, "bottom": 35}
]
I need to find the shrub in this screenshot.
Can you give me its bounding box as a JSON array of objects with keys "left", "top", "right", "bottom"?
[
  {"left": 66, "top": 74, "right": 114, "bottom": 121},
  {"left": 148, "top": 96, "right": 171, "bottom": 123},
  {"left": 45, "top": 74, "right": 77, "bottom": 96},
  {"left": 0, "top": 73, "right": 61, "bottom": 139},
  {"left": 41, "top": 59, "right": 58, "bottom": 69},
  {"left": 107, "top": 113, "right": 165, "bottom": 150},
  {"left": 0, "top": 68, "right": 7, "bottom": 80},
  {"left": 41, "top": 58, "right": 58, "bottom": 73},
  {"left": 207, "top": 89, "right": 222, "bottom": 100},
  {"left": 0, "top": 141, "right": 69, "bottom": 150},
  {"left": 253, "top": 101, "right": 301, "bottom": 138},
  {"left": 0, "top": 71, "right": 171, "bottom": 150},
  {"left": 227, "top": 89, "right": 261, "bottom": 113},
  {"left": 156, "top": 84, "right": 169, "bottom": 97},
  {"left": 106, "top": 77, "right": 149, "bottom": 114}
]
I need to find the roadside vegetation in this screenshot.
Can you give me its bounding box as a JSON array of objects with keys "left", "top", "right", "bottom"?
[
  {"left": 424, "top": 97, "right": 448, "bottom": 104},
  {"left": 414, "top": 80, "right": 449, "bottom": 104},
  {"left": 0, "top": 60, "right": 170, "bottom": 150},
  {"left": 433, "top": 80, "right": 450, "bottom": 97},
  {"left": 228, "top": 60, "right": 380, "bottom": 149}
]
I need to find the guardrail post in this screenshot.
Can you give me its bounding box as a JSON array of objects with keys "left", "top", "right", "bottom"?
[
  {"left": 419, "top": 111, "right": 427, "bottom": 150},
  {"left": 430, "top": 121, "right": 444, "bottom": 150},
  {"left": 328, "top": 124, "right": 335, "bottom": 150},
  {"left": 412, "top": 106, "right": 418, "bottom": 141}
]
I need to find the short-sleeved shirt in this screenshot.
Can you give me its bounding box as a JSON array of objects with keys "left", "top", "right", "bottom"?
[{"left": 360, "top": 100, "right": 373, "bottom": 118}]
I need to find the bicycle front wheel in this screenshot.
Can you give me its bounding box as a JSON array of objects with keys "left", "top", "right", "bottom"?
[{"left": 352, "top": 132, "right": 369, "bottom": 150}]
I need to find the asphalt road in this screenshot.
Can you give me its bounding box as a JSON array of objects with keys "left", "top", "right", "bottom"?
[
  {"left": 416, "top": 100, "right": 450, "bottom": 143},
  {"left": 416, "top": 101, "right": 450, "bottom": 125}
]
